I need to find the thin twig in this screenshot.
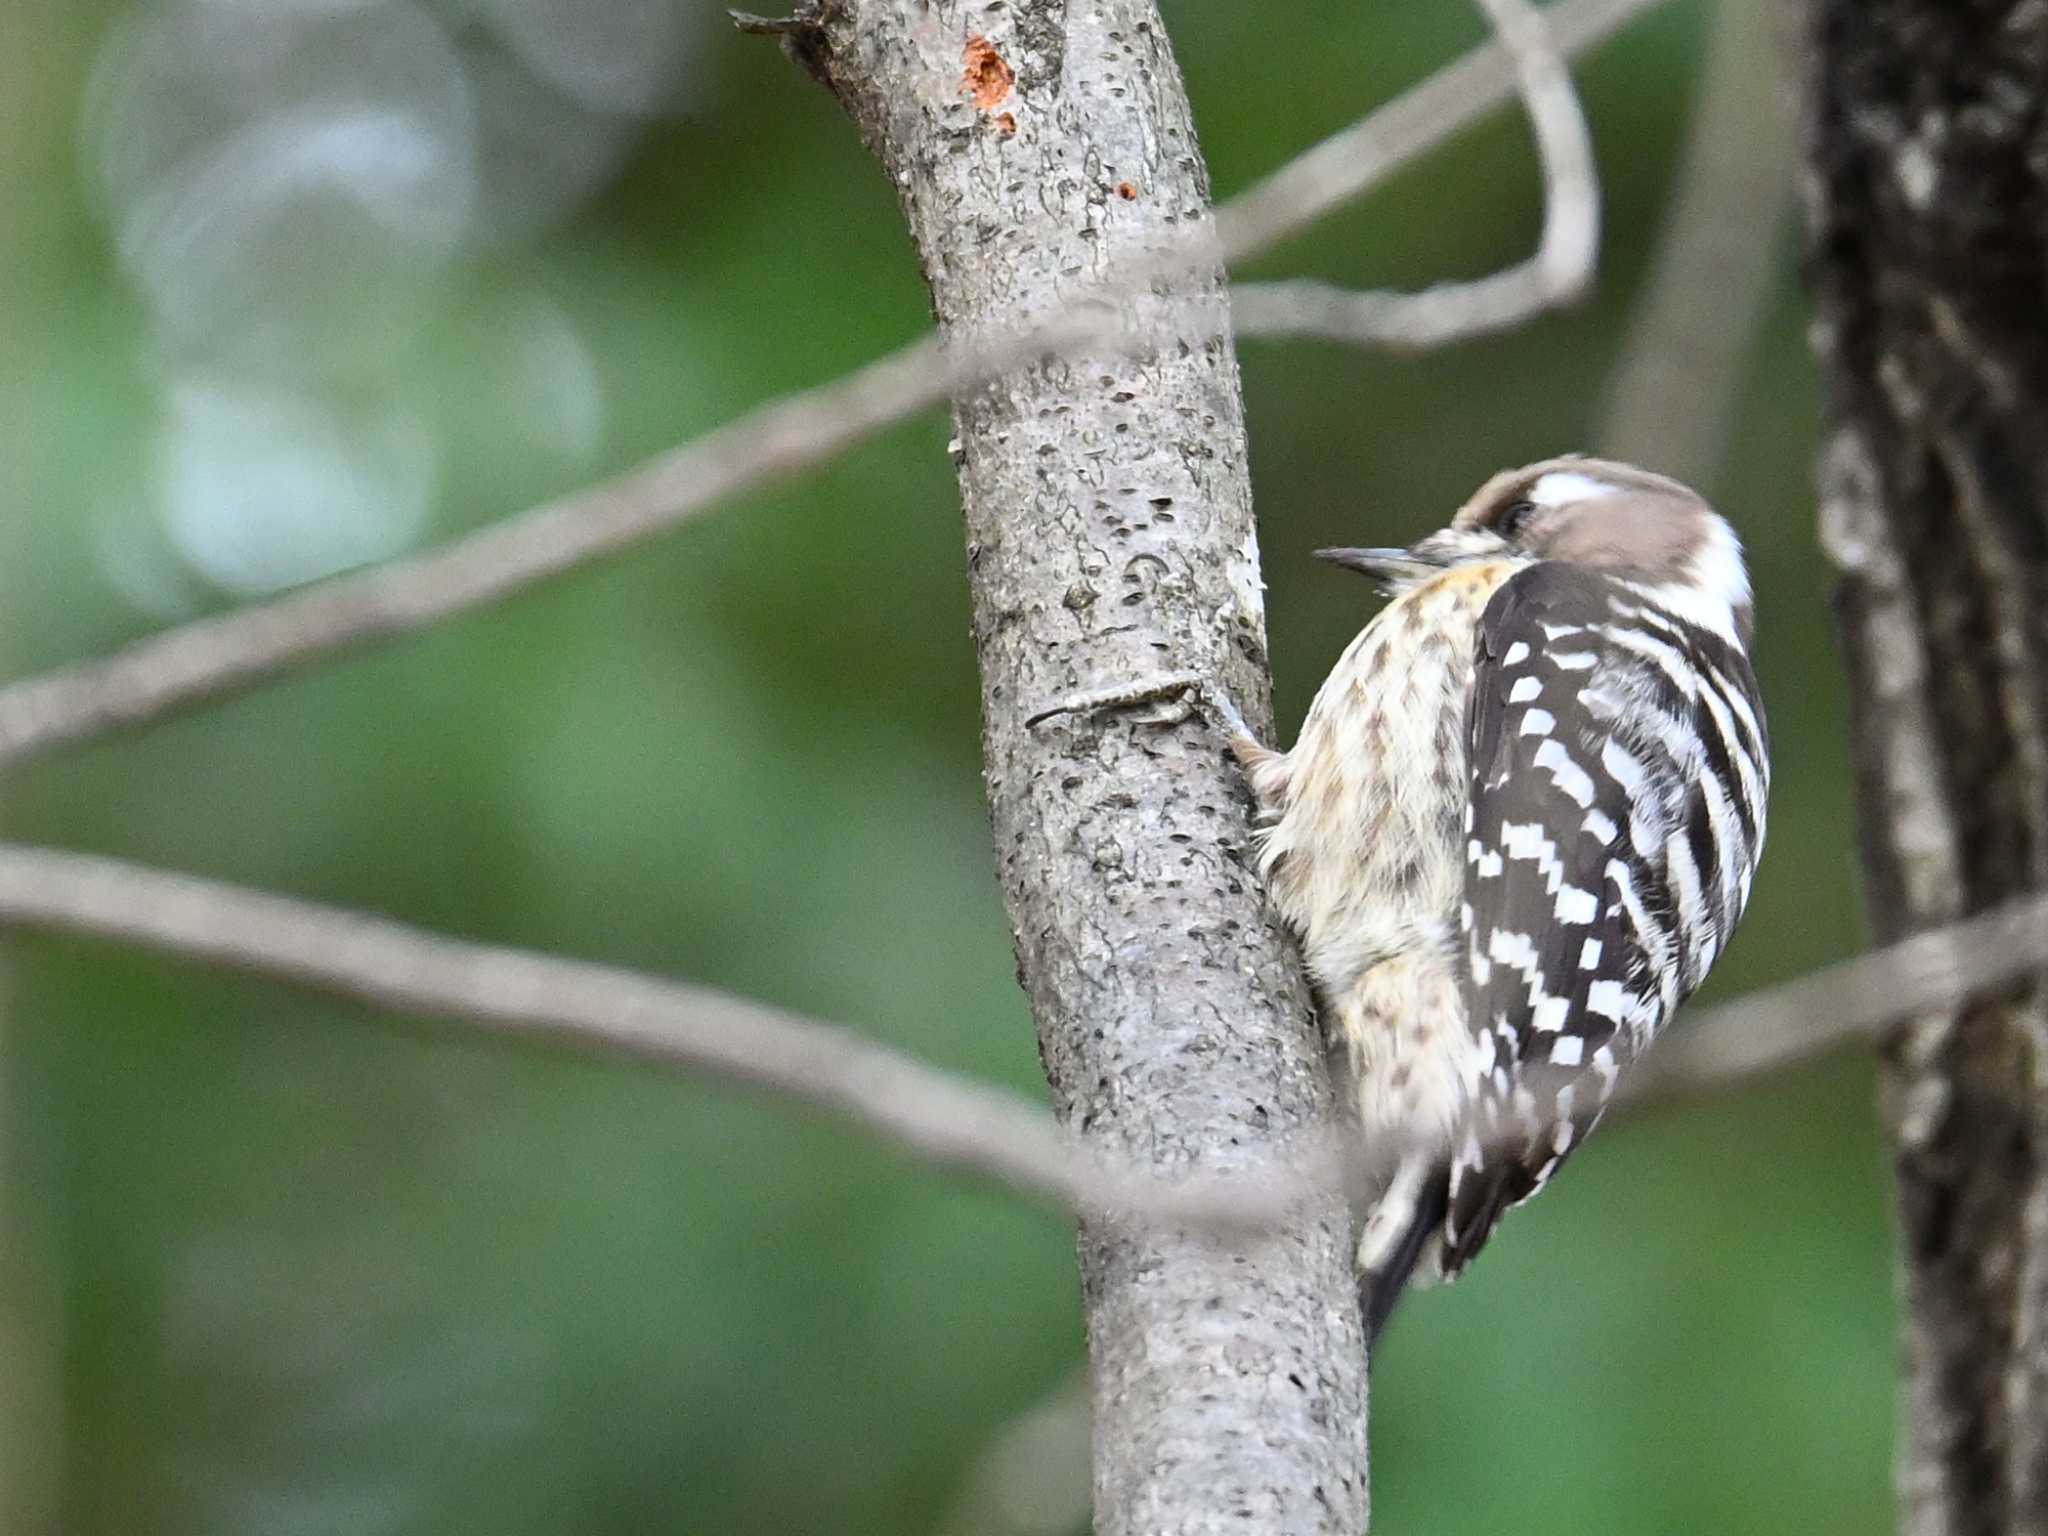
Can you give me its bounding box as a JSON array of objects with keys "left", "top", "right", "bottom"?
[
  {"left": 1, "top": 838, "right": 2044, "bottom": 1231},
  {"left": 1207, "top": 0, "right": 1656, "bottom": 265},
  {"left": 1230, "top": 0, "right": 1600, "bottom": 349},
  {"left": 0, "top": 0, "right": 1673, "bottom": 772}
]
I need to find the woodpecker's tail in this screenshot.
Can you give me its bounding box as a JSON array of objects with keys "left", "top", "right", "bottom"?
[{"left": 1356, "top": 1157, "right": 1450, "bottom": 1348}]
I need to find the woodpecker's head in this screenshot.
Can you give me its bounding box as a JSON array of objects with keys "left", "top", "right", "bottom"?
[{"left": 1317, "top": 455, "right": 1754, "bottom": 645}]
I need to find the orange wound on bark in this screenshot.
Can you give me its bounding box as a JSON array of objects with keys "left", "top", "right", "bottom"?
[{"left": 962, "top": 35, "right": 1014, "bottom": 111}]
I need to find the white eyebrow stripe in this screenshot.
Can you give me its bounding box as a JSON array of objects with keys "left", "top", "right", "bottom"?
[{"left": 1530, "top": 471, "right": 1619, "bottom": 507}]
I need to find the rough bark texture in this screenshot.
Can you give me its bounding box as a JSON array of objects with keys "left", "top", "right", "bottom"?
[
  {"left": 794, "top": 3, "right": 1370, "bottom": 1532},
  {"left": 1805, "top": 5, "right": 2048, "bottom": 1532}
]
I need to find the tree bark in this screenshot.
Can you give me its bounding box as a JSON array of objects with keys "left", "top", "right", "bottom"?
[
  {"left": 789, "top": 3, "right": 1369, "bottom": 1531},
  {"left": 1805, "top": 5, "right": 2048, "bottom": 1531}
]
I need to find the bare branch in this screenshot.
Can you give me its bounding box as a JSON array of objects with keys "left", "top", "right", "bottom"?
[
  {"left": 1230, "top": 0, "right": 1600, "bottom": 350},
  {"left": 1208, "top": 0, "right": 1660, "bottom": 265},
  {"left": 4, "top": 833, "right": 2047, "bottom": 1237},
  {"left": 0, "top": 840, "right": 1345, "bottom": 1228},
  {"left": 1621, "top": 892, "right": 2048, "bottom": 1110},
  {"left": 0, "top": 336, "right": 953, "bottom": 768},
  {"left": 0, "top": 0, "right": 1673, "bottom": 773}
]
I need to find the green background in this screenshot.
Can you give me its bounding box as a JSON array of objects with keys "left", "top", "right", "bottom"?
[{"left": 1, "top": 1, "right": 1887, "bottom": 1532}]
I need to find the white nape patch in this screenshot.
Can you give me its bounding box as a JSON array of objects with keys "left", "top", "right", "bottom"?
[
  {"left": 1503, "top": 641, "right": 1531, "bottom": 666},
  {"left": 1549, "top": 1035, "right": 1584, "bottom": 1067},
  {"left": 1530, "top": 471, "right": 1620, "bottom": 507},
  {"left": 1692, "top": 511, "right": 1753, "bottom": 611},
  {"left": 1638, "top": 512, "right": 1751, "bottom": 646},
  {"left": 1509, "top": 676, "right": 1543, "bottom": 703}
]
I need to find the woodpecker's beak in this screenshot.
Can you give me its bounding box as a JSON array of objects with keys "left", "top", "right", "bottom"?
[{"left": 1314, "top": 546, "right": 1443, "bottom": 589}]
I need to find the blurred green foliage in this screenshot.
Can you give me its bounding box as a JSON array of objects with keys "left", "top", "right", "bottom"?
[{"left": 1, "top": 1, "right": 1887, "bottom": 1532}]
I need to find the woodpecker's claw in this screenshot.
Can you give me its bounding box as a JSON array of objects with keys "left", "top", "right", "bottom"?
[
  {"left": 1024, "top": 673, "right": 1203, "bottom": 729},
  {"left": 1027, "top": 673, "right": 1288, "bottom": 817},
  {"left": 1193, "top": 678, "right": 1256, "bottom": 747},
  {"left": 1026, "top": 672, "right": 1259, "bottom": 748}
]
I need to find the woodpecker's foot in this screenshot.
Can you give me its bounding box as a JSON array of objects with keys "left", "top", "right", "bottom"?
[
  {"left": 1027, "top": 673, "right": 1290, "bottom": 813},
  {"left": 1025, "top": 671, "right": 1260, "bottom": 748},
  {"left": 1025, "top": 672, "right": 1205, "bottom": 729},
  {"left": 1193, "top": 680, "right": 1289, "bottom": 803}
]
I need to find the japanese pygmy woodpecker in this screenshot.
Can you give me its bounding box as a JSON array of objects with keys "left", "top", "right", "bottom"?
[{"left": 1214, "top": 456, "right": 1769, "bottom": 1339}]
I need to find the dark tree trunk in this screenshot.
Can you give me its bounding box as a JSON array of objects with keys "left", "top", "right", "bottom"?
[
  {"left": 788, "top": 2, "right": 1371, "bottom": 1531},
  {"left": 1805, "top": 5, "right": 2048, "bottom": 1531}
]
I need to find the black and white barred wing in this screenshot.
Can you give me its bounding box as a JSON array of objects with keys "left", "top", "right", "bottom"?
[{"left": 1443, "top": 563, "right": 1768, "bottom": 1274}]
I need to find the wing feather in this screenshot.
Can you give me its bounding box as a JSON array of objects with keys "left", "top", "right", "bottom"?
[{"left": 1443, "top": 563, "right": 1767, "bottom": 1274}]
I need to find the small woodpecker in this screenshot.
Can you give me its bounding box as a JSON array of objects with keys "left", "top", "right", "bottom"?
[{"left": 1217, "top": 456, "right": 1769, "bottom": 1340}]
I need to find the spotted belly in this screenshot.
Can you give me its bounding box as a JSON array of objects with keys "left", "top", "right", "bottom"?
[
  {"left": 1332, "top": 951, "right": 1477, "bottom": 1146},
  {"left": 1254, "top": 559, "right": 1519, "bottom": 1148}
]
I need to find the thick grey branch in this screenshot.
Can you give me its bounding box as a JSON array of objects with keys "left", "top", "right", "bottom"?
[
  {"left": 799, "top": 2, "right": 1369, "bottom": 1530},
  {"left": 1231, "top": 0, "right": 1600, "bottom": 350},
  {"left": 0, "top": 0, "right": 1672, "bottom": 775}
]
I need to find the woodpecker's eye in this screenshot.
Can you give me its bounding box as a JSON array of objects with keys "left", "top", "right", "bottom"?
[{"left": 1499, "top": 499, "right": 1537, "bottom": 540}]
